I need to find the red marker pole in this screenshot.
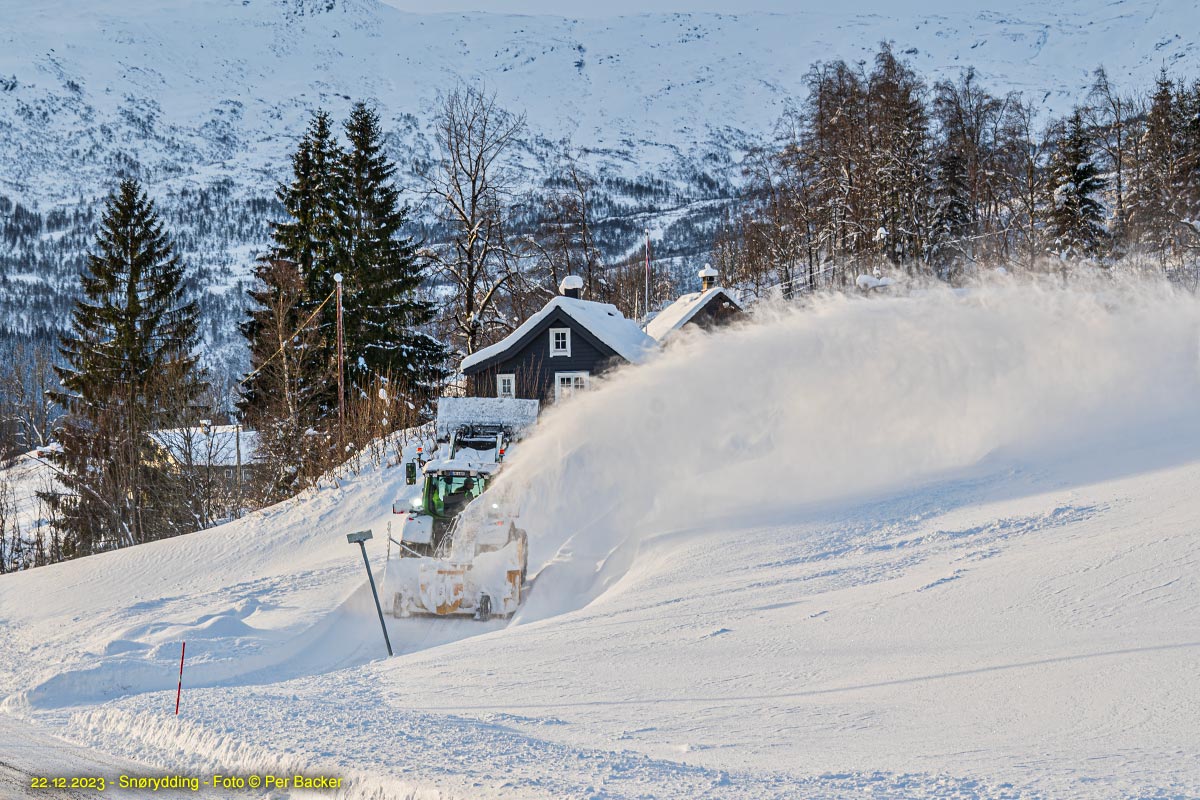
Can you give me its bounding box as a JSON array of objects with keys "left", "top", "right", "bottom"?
[{"left": 175, "top": 642, "right": 186, "bottom": 716}]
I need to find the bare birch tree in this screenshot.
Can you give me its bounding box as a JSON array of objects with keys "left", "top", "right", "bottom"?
[{"left": 425, "top": 85, "right": 527, "bottom": 354}]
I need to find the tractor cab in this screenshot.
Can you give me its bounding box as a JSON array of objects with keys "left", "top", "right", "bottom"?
[{"left": 400, "top": 458, "right": 502, "bottom": 554}]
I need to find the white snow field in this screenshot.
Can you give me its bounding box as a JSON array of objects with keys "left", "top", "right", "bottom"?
[{"left": 4, "top": 282, "right": 1200, "bottom": 798}]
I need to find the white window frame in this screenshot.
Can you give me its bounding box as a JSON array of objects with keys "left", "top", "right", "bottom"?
[
  {"left": 549, "top": 327, "right": 572, "bottom": 358},
  {"left": 496, "top": 373, "right": 516, "bottom": 398},
  {"left": 554, "top": 371, "right": 590, "bottom": 403}
]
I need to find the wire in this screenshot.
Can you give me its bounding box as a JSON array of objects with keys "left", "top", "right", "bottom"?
[{"left": 238, "top": 289, "right": 336, "bottom": 388}]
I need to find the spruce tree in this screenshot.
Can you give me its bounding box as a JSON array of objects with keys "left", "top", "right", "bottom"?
[
  {"left": 271, "top": 110, "right": 342, "bottom": 280},
  {"left": 931, "top": 148, "right": 972, "bottom": 278},
  {"left": 50, "top": 180, "right": 204, "bottom": 554},
  {"left": 244, "top": 110, "right": 342, "bottom": 422},
  {"left": 1048, "top": 110, "right": 1108, "bottom": 262},
  {"left": 333, "top": 102, "right": 447, "bottom": 401},
  {"left": 242, "top": 111, "right": 344, "bottom": 490},
  {"left": 1128, "top": 72, "right": 1200, "bottom": 267}
]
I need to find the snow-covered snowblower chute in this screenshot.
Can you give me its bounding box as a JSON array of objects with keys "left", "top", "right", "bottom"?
[{"left": 382, "top": 397, "right": 537, "bottom": 620}]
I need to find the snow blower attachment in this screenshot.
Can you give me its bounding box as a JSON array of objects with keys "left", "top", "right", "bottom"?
[
  {"left": 386, "top": 500, "right": 528, "bottom": 620},
  {"left": 383, "top": 397, "right": 537, "bottom": 620}
]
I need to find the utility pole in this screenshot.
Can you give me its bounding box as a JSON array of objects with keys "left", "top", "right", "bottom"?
[
  {"left": 234, "top": 423, "right": 242, "bottom": 519},
  {"left": 334, "top": 272, "right": 345, "bottom": 451},
  {"left": 644, "top": 228, "right": 651, "bottom": 317}
]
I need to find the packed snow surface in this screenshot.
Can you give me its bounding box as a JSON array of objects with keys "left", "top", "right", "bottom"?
[{"left": 4, "top": 282, "right": 1200, "bottom": 798}]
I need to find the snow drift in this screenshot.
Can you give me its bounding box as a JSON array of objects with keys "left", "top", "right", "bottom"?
[{"left": 497, "top": 282, "right": 1200, "bottom": 619}]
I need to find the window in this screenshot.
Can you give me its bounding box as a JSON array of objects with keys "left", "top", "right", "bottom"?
[
  {"left": 549, "top": 327, "right": 571, "bottom": 357},
  {"left": 554, "top": 371, "right": 589, "bottom": 403},
  {"left": 496, "top": 373, "right": 515, "bottom": 398}
]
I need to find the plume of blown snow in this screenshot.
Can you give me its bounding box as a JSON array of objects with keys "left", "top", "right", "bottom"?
[{"left": 477, "top": 282, "right": 1200, "bottom": 619}]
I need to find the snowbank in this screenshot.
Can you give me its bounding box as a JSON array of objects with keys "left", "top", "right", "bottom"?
[{"left": 434, "top": 397, "right": 539, "bottom": 439}]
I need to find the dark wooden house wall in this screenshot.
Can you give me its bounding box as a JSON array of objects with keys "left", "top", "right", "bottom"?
[{"left": 464, "top": 308, "right": 624, "bottom": 404}]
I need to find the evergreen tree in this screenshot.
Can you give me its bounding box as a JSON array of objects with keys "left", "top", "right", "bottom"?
[
  {"left": 243, "top": 111, "right": 342, "bottom": 422},
  {"left": 1127, "top": 72, "right": 1200, "bottom": 269},
  {"left": 49, "top": 180, "right": 204, "bottom": 555},
  {"left": 241, "top": 111, "right": 344, "bottom": 491},
  {"left": 270, "top": 112, "right": 340, "bottom": 279},
  {"left": 931, "top": 147, "right": 972, "bottom": 278},
  {"left": 333, "top": 103, "right": 447, "bottom": 402},
  {"left": 241, "top": 104, "right": 447, "bottom": 492},
  {"left": 1048, "top": 110, "right": 1108, "bottom": 262}
]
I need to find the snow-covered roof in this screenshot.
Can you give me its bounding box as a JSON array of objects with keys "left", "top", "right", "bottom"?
[
  {"left": 434, "top": 397, "right": 540, "bottom": 439},
  {"left": 148, "top": 426, "right": 261, "bottom": 467},
  {"left": 856, "top": 274, "right": 896, "bottom": 291},
  {"left": 645, "top": 287, "right": 743, "bottom": 342},
  {"left": 460, "top": 296, "right": 657, "bottom": 372},
  {"left": 421, "top": 458, "right": 503, "bottom": 476}
]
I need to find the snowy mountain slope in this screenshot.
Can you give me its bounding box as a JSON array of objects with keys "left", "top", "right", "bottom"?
[
  {"left": 3, "top": 282, "right": 1200, "bottom": 797},
  {"left": 2, "top": 0, "right": 1198, "bottom": 374},
  {"left": 2, "top": 0, "right": 1198, "bottom": 206}
]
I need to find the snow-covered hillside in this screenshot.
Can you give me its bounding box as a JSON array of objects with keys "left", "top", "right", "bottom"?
[
  {"left": 3, "top": 281, "right": 1200, "bottom": 798},
  {"left": 2, "top": 0, "right": 1197, "bottom": 204},
  {"left": 2, "top": 0, "right": 1198, "bottom": 375}
]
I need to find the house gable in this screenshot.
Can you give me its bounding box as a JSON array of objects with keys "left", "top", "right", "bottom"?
[
  {"left": 463, "top": 308, "right": 634, "bottom": 403},
  {"left": 462, "top": 306, "right": 623, "bottom": 377},
  {"left": 646, "top": 287, "right": 743, "bottom": 342}
]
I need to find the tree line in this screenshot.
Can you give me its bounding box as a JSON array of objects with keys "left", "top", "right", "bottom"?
[{"left": 714, "top": 45, "right": 1200, "bottom": 296}]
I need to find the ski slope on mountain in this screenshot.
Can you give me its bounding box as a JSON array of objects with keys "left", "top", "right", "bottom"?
[{"left": 3, "top": 282, "right": 1200, "bottom": 798}]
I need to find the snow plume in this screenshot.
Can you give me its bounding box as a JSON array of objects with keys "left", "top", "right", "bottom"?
[{"left": 488, "top": 282, "right": 1200, "bottom": 619}]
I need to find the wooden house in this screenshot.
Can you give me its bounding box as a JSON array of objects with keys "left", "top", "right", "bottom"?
[
  {"left": 460, "top": 276, "right": 656, "bottom": 404},
  {"left": 645, "top": 266, "right": 743, "bottom": 343}
]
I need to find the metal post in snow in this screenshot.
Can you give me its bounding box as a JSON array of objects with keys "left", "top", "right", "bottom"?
[
  {"left": 347, "top": 530, "right": 393, "bottom": 657},
  {"left": 175, "top": 641, "right": 186, "bottom": 715}
]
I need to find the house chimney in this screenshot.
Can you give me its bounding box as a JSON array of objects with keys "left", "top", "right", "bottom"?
[
  {"left": 559, "top": 275, "right": 584, "bottom": 299},
  {"left": 699, "top": 264, "right": 718, "bottom": 292}
]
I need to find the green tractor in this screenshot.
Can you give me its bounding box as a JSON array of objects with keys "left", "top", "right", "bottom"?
[
  {"left": 383, "top": 399, "right": 538, "bottom": 620},
  {"left": 393, "top": 399, "right": 537, "bottom": 557}
]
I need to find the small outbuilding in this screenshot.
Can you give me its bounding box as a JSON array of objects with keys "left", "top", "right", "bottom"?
[
  {"left": 645, "top": 265, "right": 743, "bottom": 343},
  {"left": 460, "top": 277, "right": 656, "bottom": 405}
]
